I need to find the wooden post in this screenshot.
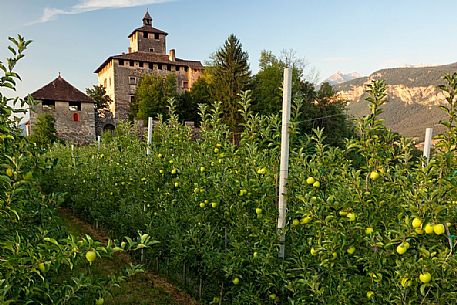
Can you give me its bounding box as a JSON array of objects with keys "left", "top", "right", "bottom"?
[
  {"left": 147, "top": 117, "right": 153, "bottom": 155},
  {"left": 423, "top": 128, "right": 433, "bottom": 165},
  {"left": 277, "top": 68, "right": 292, "bottom": 258}
]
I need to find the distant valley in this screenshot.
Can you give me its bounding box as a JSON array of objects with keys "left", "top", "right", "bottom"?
[{"left": 330, "top": 63, "right": 457, "bottom": 141}]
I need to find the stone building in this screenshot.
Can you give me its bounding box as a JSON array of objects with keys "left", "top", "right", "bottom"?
[
  {"left": 29, "top": 75, "right": 96, "bottom": 144},
  {"left": 95, "top": 11, "right": 204, "bottom": 120}
]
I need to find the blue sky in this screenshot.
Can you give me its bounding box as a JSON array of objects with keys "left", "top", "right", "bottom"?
[{"left": 1, "top": 0, "right": 457, "bottom": 99}]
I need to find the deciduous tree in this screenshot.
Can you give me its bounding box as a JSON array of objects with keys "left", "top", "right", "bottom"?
[{"left": 133, "top": 73, "right": 177, "bottom": 120}]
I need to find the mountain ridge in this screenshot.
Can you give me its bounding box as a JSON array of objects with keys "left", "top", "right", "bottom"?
[{"left": 334, "top": 62, "right": 457, "bottom": 141}]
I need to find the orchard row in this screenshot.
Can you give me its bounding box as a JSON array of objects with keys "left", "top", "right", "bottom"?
[{"left": 43, "top": 80, "right": 457, "bottom": 304}]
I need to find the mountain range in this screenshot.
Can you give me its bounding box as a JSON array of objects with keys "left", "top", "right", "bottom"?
[
  {"left": 324, "top": 71, "right": 361, "bottom": 85},
  {"left": 331, "top": 63, "right": 457, "bottom": 141}
]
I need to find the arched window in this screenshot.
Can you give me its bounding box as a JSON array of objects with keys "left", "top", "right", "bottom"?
[{"left": 73, "top": 113, "right": 80, "bottom": 122}]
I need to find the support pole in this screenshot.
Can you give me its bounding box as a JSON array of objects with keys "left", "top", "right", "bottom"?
[
  {"left": 97, "top": 135, "right": 101, "bottom": 151},
  {"left": 147, "top": 117, "right": 153, "bottom": 155},
  {"left": 71, "top": 144, "right": 75, "bottom": 167},
  {"left": 423, "top": 128, "right": 433, "bottom": 165},
  {"left": 277, "top": 68, "right": 292, "bottom": 258}
]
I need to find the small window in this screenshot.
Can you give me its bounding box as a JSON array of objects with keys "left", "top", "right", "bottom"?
[
  {"left": 118, "top": 59, "right": 124, "bottom": 66},
  {"left": 182, "top": 81, "right": 189, "bottom": 89},
  {"left": 175, "top": 66, "right": 180, "bottom": 72},
  {"left": 69, "top": 102, "right": 81, "bottom": 111},
  {"left": 139, "top": 62, "right": 143, "bottom": 68},
  {"left": 149, "top": 48, "right": 154, "bottom": 52},
  {"left": 42, "top": 100, "right": 55, "bottom": 110},
  {"left": 154, "top": 33, "right": 159, "bottom": 40},
  {"left": 129, "top": 60, "right": 134, "bottom": 67},
  {"left": 158, "top": 64, "right": 162, "bottom": 70},
  {"left": 130, "top": 95, "right": 135, "bottom": 103},
  {"left": 143, "top": 32, "right": 148, "bottom": 38},
  {"left": 184, "top": 67, "right": 189, "bottom": 72},
  {"left": 148, "top": 63, "right": 154, "bottom": 69},
  {"left": 72, "top": 113, "right": 80, "bottom": 122},
  {"left": 129, "top": 77, "right": 136, "bottom": 85},
  {"left": 167, "top": 65, "right": 171, "bottom": 71}
]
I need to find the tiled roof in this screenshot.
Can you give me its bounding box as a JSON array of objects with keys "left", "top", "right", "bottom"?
[
  {"left": 94, "top": 51, "right": 204, "bottom": 73},
  {"left": 30, "top": 75, "right": 93, "bottom": 103},
  {"left": 128, "top": 25, "right": 168, "bottom": 38}
]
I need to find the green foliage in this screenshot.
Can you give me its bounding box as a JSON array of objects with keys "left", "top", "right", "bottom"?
[
  {"left": 0, "top": 36, "right": 155, "bottom": 304},
  {"left": 43, "top": 76, "right": 457, "bottom": 304},
  {"left": 133, "top": 73, "right": 177, "bottom": 120},
  {"left": 86, "top": 84, "right": 112, "bottom": 113},
  {"left": 211, "top": 34, "right": 251, "bottom": 131},
  {"left": 251, "top": 50, "right": 305, "bottom": 115},
  {"left": 251, "top": 51, "right": 354, "bottom": 147},
  {"left": 0, "top": 35, "right": 31, "bottom": 147},
  {"left": 29, "top": 112, "right": 58, "bottom": 147}
]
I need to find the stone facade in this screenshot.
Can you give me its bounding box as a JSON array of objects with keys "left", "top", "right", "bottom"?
[
  {"left": 29, "top": 75, "right": 96, "bottom": 144},
  {"left": 95, "top": 12, "right": 204, "bottom": 120}
]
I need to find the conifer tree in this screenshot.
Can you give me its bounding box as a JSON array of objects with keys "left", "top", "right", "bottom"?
[{"left": 212, "top": 34, "right": 251, "bottom": 131}]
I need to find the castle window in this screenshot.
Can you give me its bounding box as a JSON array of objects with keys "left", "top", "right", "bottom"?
[
  {"left": 184, "top": 67, "right": 189, "bottom": 72},
  {"left": 72, "top": 113, "right": 80, "bottom": 122},
  {"left": 158, "top": 64, "right": 162, "bottom": 70},
  {"left": 42, "top": 100, "right": 55, "bottom": 110},
  {"left": 148, "top": 63, "right": 153, "bottom": 69},
  {"left": 175, "top": 66, "right": 180, "bottom": 72},
  {"left": 104, "top": 79, "right": 107, "bottom": 88},
  {"left": 154, "top": 33, "right": 159, "bottom": 40},
  {"left": 130, "top": 95, "right": 135, "bottom": 103},
  {"left": 182, "top": 81, "right": 189, "bottom": 90},
  {"left": 129, "top": 76, "right": 136, "bottom": 85},
  {"left": 167, "top": 65, "right": 171, "bottom": 71},
  {"left": 118, "top": 59, "right": 124, "bottom": 66},
  {"left": 129, "top": 60, "right": 134, "bottom": 67},
  {"left": 69, "top": 102, "right": 81, "bottom": 111},
  {"left": 139, "top": 62, "right": 144, "bottom": 68},
  {"left": 143, "top": 32, "right": 148, "bottom": 38},
  {"left": 149, "top": 48, "right": 154, "bottom": 52}
]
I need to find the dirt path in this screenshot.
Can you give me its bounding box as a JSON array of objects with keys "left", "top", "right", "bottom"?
[{"left": 59, "top": 208, "right": 200, "bottom": 305}]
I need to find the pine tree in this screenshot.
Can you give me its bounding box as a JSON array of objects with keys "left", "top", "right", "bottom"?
[{"left": 212, "top": 34, "right": 251, "bottom": 131}]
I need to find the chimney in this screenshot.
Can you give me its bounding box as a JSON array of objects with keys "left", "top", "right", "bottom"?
[{"left": 169, "top": 49, "right": 175, "bottom": 61}]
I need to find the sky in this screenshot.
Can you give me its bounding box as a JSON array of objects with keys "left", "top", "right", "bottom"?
[{"left": 1, "top": 0, "right": 457, "bottom": 100}]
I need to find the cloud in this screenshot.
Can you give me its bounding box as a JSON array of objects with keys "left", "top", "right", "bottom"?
[
  {"left": 74, "top": 0, "right": 170, "bottom": 10},
  {"left": 35, "top": 0, "right": 172, "bottom": 24}
]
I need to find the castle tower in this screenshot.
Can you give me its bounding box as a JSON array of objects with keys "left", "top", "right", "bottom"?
[
  {"left": 128, "top": 11, "right": 167, "bottom": 54},
  {"left": 95, "top": 12, "right": 203, "bottom": 120}
]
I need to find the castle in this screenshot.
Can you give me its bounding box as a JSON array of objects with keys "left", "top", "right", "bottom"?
[
  {"left": 95, "top": 11, "right": 204, "bottom": 120},
  {"left": 28, "top": 12, "right": 203, "bottom": 144}
]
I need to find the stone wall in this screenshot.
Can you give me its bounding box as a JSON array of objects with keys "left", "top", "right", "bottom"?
[
  {"left": 130, "top": 31, "right": 166, "bottom": 54},
  {"left": 97, "top": 61, "right": 116, "bottom": 114},
  {"left": 30, "top": 100, "right": 96, "bottom": 145},
  {"left": 112, "top": 59, "right": 202, "bottom": 120}
]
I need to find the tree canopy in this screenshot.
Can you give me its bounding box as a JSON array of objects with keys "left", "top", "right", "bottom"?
[
  {"left": 132, "top": 73, "right": 177, "bottom": 120},
  {"left": 29, "top": 113, "right": 58, "bottom": 147},
  {"left": 86, "top": 85, "right": 112, "bottom": 114}
]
